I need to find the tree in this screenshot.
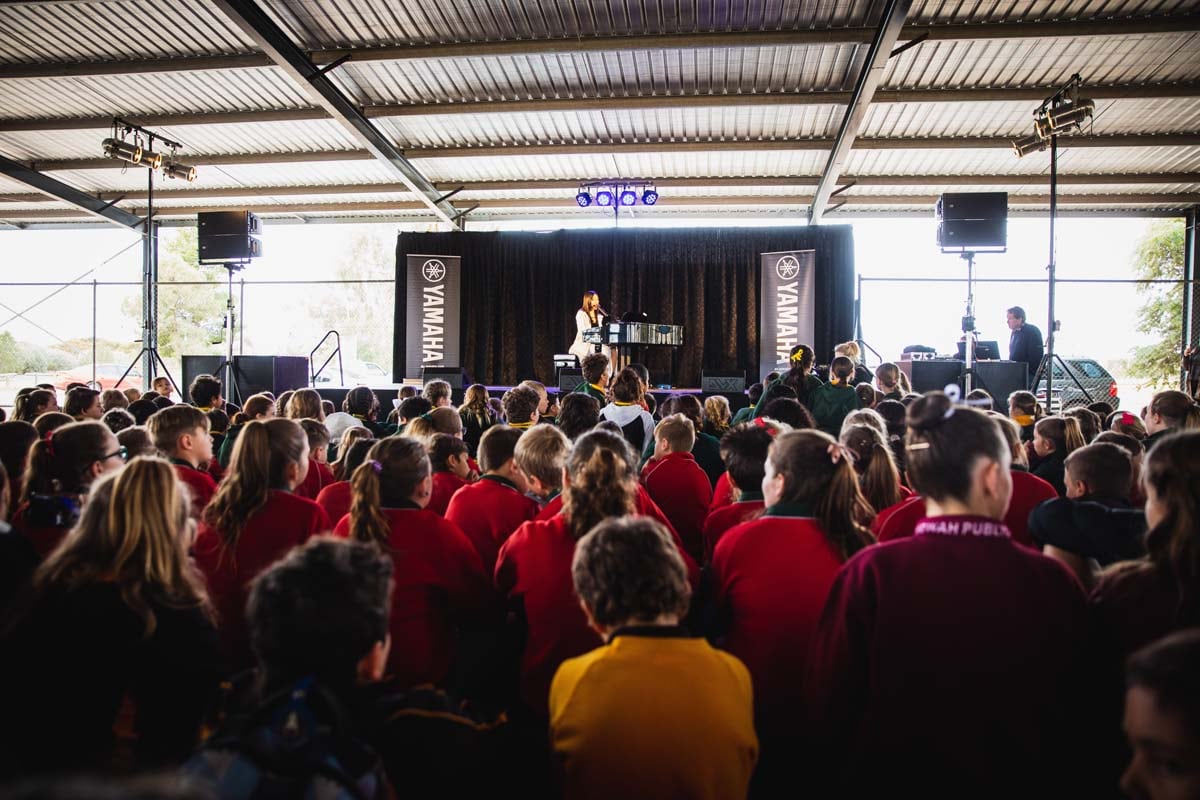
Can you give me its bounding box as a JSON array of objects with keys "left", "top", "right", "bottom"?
[
  {"left": 1128, "top": 220, "right": 1186, "bottom": 390},
  {"left": 121, "top": 228, "right": 227, "bottom": 359},
  {"left": 301, "top": 229, "right": 395, "bottom": 374}
]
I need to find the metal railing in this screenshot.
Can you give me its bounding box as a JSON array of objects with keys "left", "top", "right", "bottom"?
[{"left": 310, "top": 330, "right": 344, "bottom": 386}]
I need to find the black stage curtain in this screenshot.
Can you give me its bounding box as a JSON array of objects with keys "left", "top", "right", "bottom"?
[{"left": 394, "top": 226, "right": 854, "bottom": 388}]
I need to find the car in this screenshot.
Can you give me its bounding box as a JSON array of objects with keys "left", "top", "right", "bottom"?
[
  {"left": 54, "top": 363, "right": 143, "bottom": 391},
  {"left": 1033, "top": 357, "right": 1120, "bottom": 413}
]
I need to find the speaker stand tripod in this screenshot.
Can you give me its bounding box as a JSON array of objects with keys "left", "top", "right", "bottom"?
[{"left": 213, "top": 262, "right": 249, "bottom": 406}]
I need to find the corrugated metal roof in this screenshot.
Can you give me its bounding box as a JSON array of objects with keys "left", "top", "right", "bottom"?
[
  {"left": 335, "top": 44, "right": 864, "bottom": 105},
  {"left": 884, "top": 31, "right": 1200, "bottom": 88},
  {"left": 0, "top": 0, "right": 257, "bottom": 64},
  {"left": 375, "top": 104, "right": 843, "bottom": 148},
  {"left": 42, "top": 159, "right": 394, "bottom": 194},
  {"left": 844, "top": 145, "right": 1200, "bottom": 175},
  {"left": 0, "top": 68, "right": 311, "bottom": 121},
  {"left": 0, "top": 120, "right": 358, "bottom": 161},
  {"left": 413, "top": 150, "right": 832, "bottom": 182},
  {"left": 260, "top": 0, "right": 891, "bottom": 49},
  {"left": 908, "top": 0, "right": 1186, "bottom": 24}
]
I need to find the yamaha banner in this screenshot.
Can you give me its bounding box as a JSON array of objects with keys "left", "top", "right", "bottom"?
[
  {"left": 404, "top": 254, "right": 461, "bottom": 379},
  {"left": 759, "top": 250, "right": 816, "bottom": 373}
]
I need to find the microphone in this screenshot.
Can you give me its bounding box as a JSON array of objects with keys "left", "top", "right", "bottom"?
[{"left": 597, "top": 307, "right": 611, "bottom": 318}]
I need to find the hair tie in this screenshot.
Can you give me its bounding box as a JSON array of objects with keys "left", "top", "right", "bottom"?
[
  {"left": 907, "top": 441, "right": 931, "bottom": 451},
  {"left": 753, "top": 417, "right": 778, "bottom": 436},
  {"left": 826, "top": 443, "right": 854, "bottom": 465},
  {"left": 419, "top": 412, "right": 433, "bottom": 422},
  {"left": 1121, "top": 412, "right": 1137, "bottom": 426},
  {"left": 43, "top": 430, "right": 56, "bottom": 457},
  {"left": 369, "top": 460, "right": 383, "bottom": 474}
]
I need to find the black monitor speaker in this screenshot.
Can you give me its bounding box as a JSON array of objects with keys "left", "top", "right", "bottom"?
[
  {"left": 233, "top": 356, "right": 308, "bottom": 398},
  {"left": 701, "top": 371, "right": 746, "bottom": 393},
  {"left": 557, "top": 368, "right": 583, "bottom": 393},
  {"left": 936, "top": 192, "right": 1007, "bottom": 250}
]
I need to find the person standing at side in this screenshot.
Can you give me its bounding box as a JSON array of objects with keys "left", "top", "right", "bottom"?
[{"left": 1007, "top": 306, "right": 1044, "bottom": 389}]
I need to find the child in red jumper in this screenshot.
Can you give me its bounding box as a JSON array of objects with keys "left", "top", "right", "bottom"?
[
  {"left": 446, "top": 425, "right": 539, "bottom": 575},
  {"left": 147, "top": 404, "right": 217, "bottom": 520},
  {"left": 712, "top": 428, "right": 874, "bottom": 783},
  {"left": 641, "top": 414, "right": 712, "bottom": 563},
  {"left": 514, "top": 424, "right": 571, "bottom": 515},
  {"left": 314, "top": 437, "right": 374, "bottom": 529},
  {"left": 702, "top": 419, "right": 788, "bottom": 562},
  {"left": 427, "top": 432, "right": 473, "bottom": 516},
  {"left": 804, "top": 393, "right": 1089, "bottom": 795},
  {"left": 293, "top": 419, "right": 335, "bottom": 500},
  {"left": 194, "top": 418, "right": 329, "bottom": 672},
  {"left": 496, "top": 429, "right": 699, "bottom": 718},
  {"left": 334, "top": 436, "right": 488, "bottom": 689}
]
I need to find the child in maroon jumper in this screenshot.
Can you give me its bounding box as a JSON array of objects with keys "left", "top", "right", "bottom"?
[
  {"left": 335, "top": 436, "right": 488, "bottom": 689},
  {"left": 315, "top": 437, "right": 374, "bottom": 529},
  {"left": 195, "top": 418, "right": 330, "bottom": 673},
  {"left": 804, "top": 392, "right": 1090, "bottom": 795},
  {"left": 712, "top": 428, "right": 874, "bottom": 784},
  {"left": 13, "top": 421, "right": 126, "bottom": 558},
  {"left": 446, "top": 425, "right": 539, "bottom": 575},
  {"left": 427, "top": 432, "right": 472, "bottom": 516},
  {"left": 147, "top": 404, "right": 217, "bottom": 520},
  {"left": 641, "top": 413, "right": 712, "bottom": 563},
  {"left": 514, "top": 424, "right": 571, "bottom": 515},
  {"left": 293, "top": 418, "right": 335, "bottom": 500},
  {"left": 702, "top": 419, "right": 788, "bottom": 562}
]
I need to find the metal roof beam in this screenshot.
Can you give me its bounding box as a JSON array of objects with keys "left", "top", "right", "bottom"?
[
  {"left": 5, "top": 82, "right": 1199, "bottom": 132},
  {"left": 811, "top": 0, "right": 912, "bottom": 224},
  {"left": 3, "top": 15, "right": 1196, "bottom": 80},
  {"left": 0, "top": 153, "right": 143, "bottom": 228},
  {"left": 206, "top": 0, "right": 459, "bottom": 227},
  {"left": 3, "top": 172, "right": 1196, "bottom": 204},
  {"left": 5, "top": 192, "right": 1199, "bottom": 222}
]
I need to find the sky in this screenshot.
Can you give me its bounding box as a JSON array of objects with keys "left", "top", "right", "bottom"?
[{"left": 0, "top": 213, "right": 1169, "bottom": 386}]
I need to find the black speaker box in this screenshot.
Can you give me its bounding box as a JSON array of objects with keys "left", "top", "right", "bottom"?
[
  {"left": 557, "top": 368, "right": 583, "bottom": 393},
  {"left": 198, "top": 210, "right": 261, "bottom": 236},
  {"left": 199, "top": 235, "right": 262, "bottom": 263},
  {"left": 421, "top": 367, "right": 465, "bottom": 390},
  {"left": 181, "top": 355, "right": 223, "bottom": 402},
  {"left": 973, "top": 361, "right": 1029, "bottom": 405},
  {"left": 233, "top": 355, "right": 308, "bottom": 399},
  {"left": 701, "top": 371, "right": 746, "bottom": 393},
  {"left": 936, "top": 192, "right": 1007, "bottom": 249},
  {"left": 901, "top": 359, "right": 965, "bottom": 394}
]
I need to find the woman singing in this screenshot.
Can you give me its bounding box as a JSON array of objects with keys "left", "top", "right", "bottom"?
[{"left": 569, "top": 290, "right": 611, "bottom": 366}]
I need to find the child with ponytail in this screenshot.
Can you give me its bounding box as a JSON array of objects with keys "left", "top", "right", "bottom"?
[
  {"left": 333, "top": 435, "right": 487, "bottom": 690},
  {"left": 1142, "top": 389, "right": 1200, "bottom": 450},
  {"left": 874, "top": 362, "right": 910, "bottom": 402},
  {"left": 496, "top": 429, "right": 699, "bottom": 717},
  {"left": 840, "top": 423, "right": 908, "bottom": 514},
  {"left": 711, "top": 429, "right": 873, "bottom": 777},
  {"left": 194, "top": 418, "right": 330, "bottom": 671},
  {"left": 805, "top": 393, "right": 1089, "bottom": 795},
  {"left": 1032, "top": 415, "right": 1086, "bottom": 496},
  {"left": 13, "top": 420, "right": 126, "bottom": 558}
]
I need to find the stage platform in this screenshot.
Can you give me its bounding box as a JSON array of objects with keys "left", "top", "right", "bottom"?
[{"left": 314, "top": 384, "right": 751, "bottom": 414}]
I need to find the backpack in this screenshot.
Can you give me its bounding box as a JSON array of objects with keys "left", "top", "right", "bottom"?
[{"left": 183, "top": 677, "right": 392, "bottom": 800}]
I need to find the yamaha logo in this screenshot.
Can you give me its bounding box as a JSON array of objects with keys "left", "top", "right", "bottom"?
[
  {"left": 422, "top": 259, "right": 446, "bottom": 282},
  {"left": 776, "top": 255, "right": 800, "bottom": 280}
]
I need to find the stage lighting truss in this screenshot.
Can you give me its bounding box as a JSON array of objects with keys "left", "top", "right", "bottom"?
[
  {"left": 1011, "top": 74, "right": 1094, "bottom": 158},
  {"left": 102, "top": 118, "right": 197, "bottom": 181},
  {"left": 575, "top": 180, "right": 660, "bottom": 214}
]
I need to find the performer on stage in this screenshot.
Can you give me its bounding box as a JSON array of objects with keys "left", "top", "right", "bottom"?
[
  {"left": 1006, "top": 306, "right": 1044, "bottom": 388},
  {"left": 569, "top": 290, "right": 611, "bottom": 366}
]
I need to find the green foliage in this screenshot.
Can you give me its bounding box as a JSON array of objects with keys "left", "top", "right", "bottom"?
[
  {"left": 301, "top": 230, "right": 395, "bottom": 373},
  {"left": 1128, "top": 220, "right": 1186, "bottom": 389},
  {"left": 0, "top": 330, "right": 74, "bottom": 373},
  {"left": 120, "top": 228, "right": 227, "bottom": 357}
]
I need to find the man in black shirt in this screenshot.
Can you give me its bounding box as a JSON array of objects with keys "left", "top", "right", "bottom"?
[{"left": 1007, "top": 306, "right": 1044, "bottom": 389}]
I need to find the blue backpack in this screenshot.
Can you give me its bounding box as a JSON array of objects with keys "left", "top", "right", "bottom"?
[{"left": 183, "top": 678, "right": 392, "bottom": 800}]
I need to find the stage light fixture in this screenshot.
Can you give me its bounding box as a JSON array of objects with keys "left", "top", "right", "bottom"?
[
  {"left": 102, "top": 137, "right": 142, "bottom": 165},
  {"left": 619, "top": 188, "right": 638, "bottom": 206},
  {"left": 1011, "top": 133, "right": 1048, "bottom": 158},
  {"left": 1046, "top": 99, "right": 1095, "bottom": 134},
  {"left": 596, "top": 188, "right": 614, "bottom": 207},
  {"left": 140, "top": 148, "right": 163, "bottom": 170},
  {"left": 164, "top": 160, "right": 197, "bottom": 182},
  {"left": 575, "top": 190, "right": 592, "bottom": 207},
  {"left": 641, "top": 188, "right": 658, "bottom": 205}
]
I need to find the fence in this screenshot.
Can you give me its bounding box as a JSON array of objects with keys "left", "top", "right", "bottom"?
[
  {"left": 855, "top": 275, "right": 1198, "bottom": 413},
  {"left": 0, "top": 277, "right": 396, "bottom": 411}
]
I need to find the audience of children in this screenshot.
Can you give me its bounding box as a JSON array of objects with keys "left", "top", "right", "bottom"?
[{"left": 3, "top": 358, "right": 1200, "bottom": 799}]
